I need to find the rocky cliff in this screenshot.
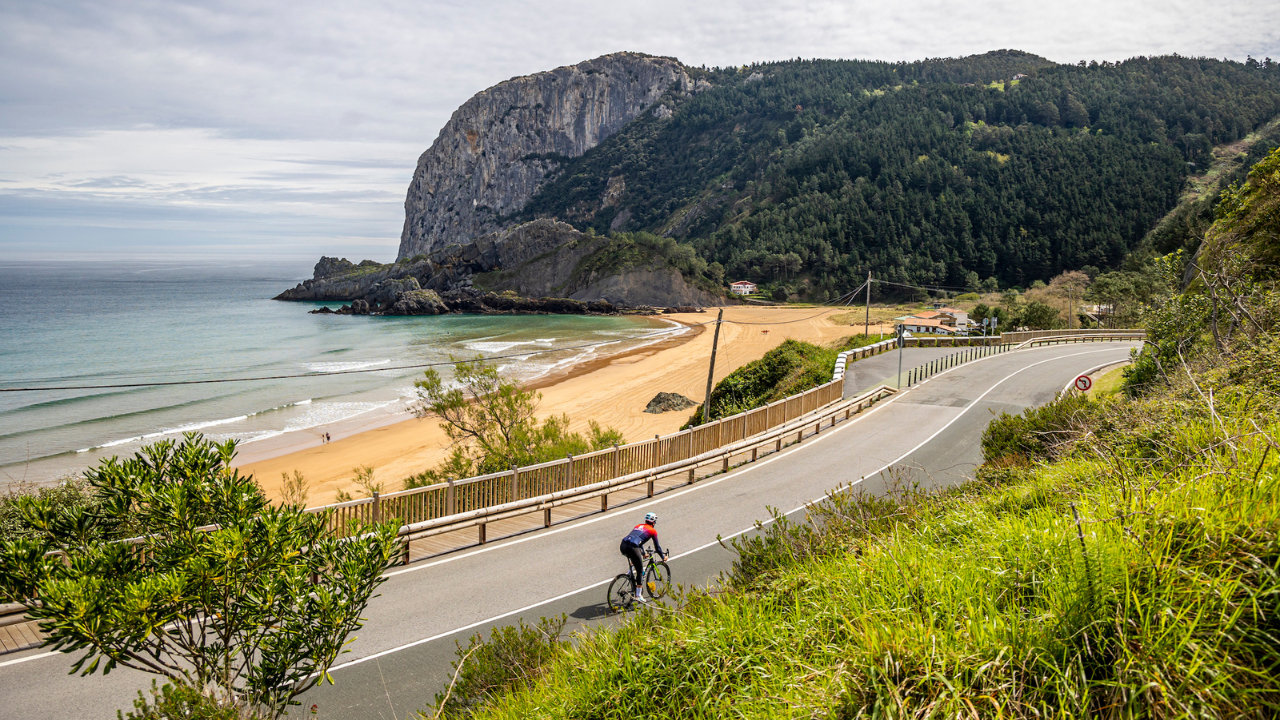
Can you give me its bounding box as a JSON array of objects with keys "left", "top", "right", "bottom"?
[
  {"left": 278, "top": 219, "right": 724, "bottom": 314},
  {"left": 397, "top": 52, "right": 694, "bottom": 259}
]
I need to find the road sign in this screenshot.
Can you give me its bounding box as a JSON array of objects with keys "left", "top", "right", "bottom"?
[{"left": 1074, "top": 375, "right": 1093, "bottom": 392}]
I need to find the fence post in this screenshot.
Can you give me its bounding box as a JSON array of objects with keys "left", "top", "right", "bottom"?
[
  {"left": 446, "top": 481, "right": 455, "bottom": 516},
  {"left": 655, "top": 435, "right": 662, "bottom": 466},
  {"left": 612, "top": 444, "right": 620, "bottom": 478},
  {"left": 565, "top": 455, "right": 574, "bottom": 491},
  {"left": 372, "top": 491, "right": 381, "bottom": 524},
  {"left": 510, "top": 465, "right": 519, "bottom": 501}
]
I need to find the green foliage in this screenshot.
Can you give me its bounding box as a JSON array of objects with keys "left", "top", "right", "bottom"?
[
  {"left": 406, "top": 357, "right": 625, "bottom": 487},
  {"left": 520, "top": 54, "right": 1280, "bottom": 297},
  {"left": 430, "top": 616, "right": 568, "bottom": 719},
  {"left": 0, "top": 477, "right": 117, "bottom": 542},
  {"left": 456, "top": 344, "right": 1280, "bottom": 719},
  {"left": 0, "top": 434, "right": 399, "bottom": 719},
  {"left": 572, "top": 231, "right": 709, "bottom": 285},
  {"left": 685, "top": 339, "right": 830, "bottom": 425},
  {"left": 981, "top": 392, "right": 1104, "bottom": 464},
  {"left": 119, "top": 681, "right": 261, "bottom": 720}
]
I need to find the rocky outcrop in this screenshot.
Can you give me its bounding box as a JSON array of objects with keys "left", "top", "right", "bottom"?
[
  {"left": 644, "top": 392, "right": 697, "bottom": 414},
  {"left": 278, "top": 219, "right": 726, "bottom": 311},
  {"left": 398, "top": 52, "right": 693, "bottom": 258},
  {"left": 311, "top": 289, "right": 619, "bottom": 317}
]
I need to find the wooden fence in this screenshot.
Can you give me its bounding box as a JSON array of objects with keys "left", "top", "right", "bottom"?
[{"left": 311, "top": 377, "right": 847, "bottom": 536}]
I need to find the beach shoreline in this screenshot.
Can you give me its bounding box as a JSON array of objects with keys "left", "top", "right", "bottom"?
[{"left": 236, "top": 306, "right": 859, "bottom": 506}]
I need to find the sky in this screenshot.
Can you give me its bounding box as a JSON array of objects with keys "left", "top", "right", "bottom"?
[{"left": 1, "top": 0, "right": 1277, "bottom": 262}]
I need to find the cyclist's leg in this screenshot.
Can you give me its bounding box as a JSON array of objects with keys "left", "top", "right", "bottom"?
[{"left": 620, "top": 541, "right": 645, "bottom": 595}]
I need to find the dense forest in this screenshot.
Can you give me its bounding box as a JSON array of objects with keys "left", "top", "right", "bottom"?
[{"left": 514, "top": 51, "right": 1280, "bottom": 298}]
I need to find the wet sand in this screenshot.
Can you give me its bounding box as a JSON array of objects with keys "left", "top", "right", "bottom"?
[{"left": 236, "top": 306, "right": 860, "bottom": 505}]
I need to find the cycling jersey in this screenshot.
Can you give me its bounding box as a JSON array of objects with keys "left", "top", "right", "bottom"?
[{"left": 622, "top": 522, "right": 664, "bottom": 556}]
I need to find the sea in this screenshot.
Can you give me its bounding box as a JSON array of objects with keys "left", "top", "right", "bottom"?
[{"left": 0, "top": 260, "right": 680, "bottom": 488}]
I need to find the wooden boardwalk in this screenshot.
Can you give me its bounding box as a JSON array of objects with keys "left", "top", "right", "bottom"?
[{"left": 0, "top": 619, "right": 44, "bottom": 655}]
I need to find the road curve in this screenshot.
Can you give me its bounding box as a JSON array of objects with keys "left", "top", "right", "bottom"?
[{"left": 0, "top": 342, "right": 1138, "bottom": 719}]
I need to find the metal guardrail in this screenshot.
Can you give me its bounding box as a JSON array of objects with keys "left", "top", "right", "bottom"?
[
  {"left": 308, "top": 376, "right": 848, "bottom": 538},
  {"left": 898, "top": 330, "right": 1144, "bottom": 391},
  {"left": 1013, "top": 331, "right": 1144, "bottom": 350},
  {"left": 386, "top": 384, "right": 899, "bottom": 558}
]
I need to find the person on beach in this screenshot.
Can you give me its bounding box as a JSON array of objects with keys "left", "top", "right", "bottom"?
[
  {"left": 620, "top": 512, "right": 666, "bottom": 602},
  {"left": 325, "top": 433, "right": 330, "bottom": 443}
]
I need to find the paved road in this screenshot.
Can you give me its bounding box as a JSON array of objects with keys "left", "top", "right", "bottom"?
[{"left": 0, "top": 342, "right": 1137, "bottom": 719}]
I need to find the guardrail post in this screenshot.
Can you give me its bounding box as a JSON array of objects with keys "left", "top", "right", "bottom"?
[
  {"left": 401, "top": 536, "right": 410, "bottom": 565},
  {"left": 601, "top": 490, "right": 609, "bottom": 511},
  {"left": 647, "top": 474, "right": 655, "bottom": 497},
  {"left": 478, "top": 523, "right": 486, "bottom": 545},
  {"left": 446, "top": 481, "right": 455, "bottom": 516},
  {"left": 544, "top": 507, "right": 552, "bottom": 527},
  {"left": 752, "top": 447, "right": 758, "bottom": 461},
  {"left": 687, "top": 467, "right": 696, "bottom": 485},
  {"left": 776, "top": 437, "right": 782, "bottom": 452},
  {"left": 722, "top": 453, "right": 730, "bottom": 473}
]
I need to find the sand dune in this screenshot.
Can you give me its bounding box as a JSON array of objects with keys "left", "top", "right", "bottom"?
[{"left": 236, "top": 306, "right": 860, "bottom": 505}]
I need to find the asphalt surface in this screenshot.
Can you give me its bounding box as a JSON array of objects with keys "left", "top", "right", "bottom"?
[{"left": 0, "top": 342, "right": 1138, "bottom": 719}]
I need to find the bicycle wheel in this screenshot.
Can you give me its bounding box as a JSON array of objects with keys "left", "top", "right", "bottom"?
[
  {"left": 606, "top": 573, "right": 635, "bottom": 613},
  {"left": 645, "top": 562, "right": 672, "bottom": 599}
]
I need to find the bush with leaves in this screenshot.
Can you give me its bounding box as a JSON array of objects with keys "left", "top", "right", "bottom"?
[
  {"left": 431, "top": 615, "right": 568, "bottom": 718},
  {"left": 119, "top": 681, "right": 261, "bottom": 720},
  {"left": 0, "top": 433, "right": 399, "bottom": 719},
  {"left": 406, "top": 357, "right": 625, "bottom": 487}
]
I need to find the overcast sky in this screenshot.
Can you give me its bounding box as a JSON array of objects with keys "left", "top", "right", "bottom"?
[{"left": 1, "top": 0, "right": 1277, "bottom": 262}]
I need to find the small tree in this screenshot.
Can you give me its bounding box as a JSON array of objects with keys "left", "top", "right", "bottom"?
[
  {"left": 0, "top": 434, "right": 398, "bottom": 719},
  {"left": 406, "top": 357, "right": 624, "bottom": 487},
  {"left": 1048, "top": 270, "right": 1091, "bottom": 329}
]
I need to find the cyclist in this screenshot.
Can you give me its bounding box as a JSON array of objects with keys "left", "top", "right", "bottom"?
[{"left": 620, "top": 512, "right": 667, "bottom": 602}]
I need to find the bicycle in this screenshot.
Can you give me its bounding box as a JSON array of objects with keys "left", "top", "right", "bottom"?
[{"left": 606, "top": 548, "right": 672, "bottom": 613}]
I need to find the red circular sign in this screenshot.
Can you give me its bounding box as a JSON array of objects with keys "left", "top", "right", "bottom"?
[{"left": 1074, "top": 375, "right": 1093, "bottom": 392}]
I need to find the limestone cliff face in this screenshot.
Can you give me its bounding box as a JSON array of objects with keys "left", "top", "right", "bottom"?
[{"left": 398, "top": 52, "right": 690, "bottom": 259}]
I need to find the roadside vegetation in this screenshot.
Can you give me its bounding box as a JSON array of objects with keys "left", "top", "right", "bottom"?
[
  {"left": 404, "top": 357, "right": 625, "bottom": 488},
  {"left": 419, "top": 147, "right": 1280, "bottom": 718},
  {"left": 684, "top": 335, "right": 881, "bottom": 426},
  {"left": 0, "top": 435, "right": 398, "bottom": 720}
]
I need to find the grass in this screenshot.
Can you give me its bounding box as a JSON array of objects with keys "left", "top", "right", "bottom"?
[
  {"left": 435, "top": 343, "right": 1280, "bottom": 719},
  {"left": 1087, "top": 363, "right": 1128, "bottom": 397}
]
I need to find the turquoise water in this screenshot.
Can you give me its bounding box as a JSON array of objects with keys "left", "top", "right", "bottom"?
[{"left": 0, "top": 261, "right": 674, "bottom": 485}]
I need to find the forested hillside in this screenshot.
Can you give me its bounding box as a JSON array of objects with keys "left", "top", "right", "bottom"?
[{"left": 515, "top": 52, "right": 1280, "bottom": 298}]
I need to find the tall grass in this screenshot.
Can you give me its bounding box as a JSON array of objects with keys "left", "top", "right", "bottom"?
[{"left": 447, "top": 356, "right": 1280, "bottom": 718}]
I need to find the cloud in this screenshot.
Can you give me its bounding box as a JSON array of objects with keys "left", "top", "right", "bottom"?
[{"left": 1, "top": 0, "right": 1277, "bottom": 258}]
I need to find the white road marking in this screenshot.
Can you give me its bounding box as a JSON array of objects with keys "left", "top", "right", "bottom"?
[
  {"left": 1, "top": 344, "right": 1133, "bottom": 675},
  {"left": 326, "top": 344, "right": 1130, "bottom": 673}
]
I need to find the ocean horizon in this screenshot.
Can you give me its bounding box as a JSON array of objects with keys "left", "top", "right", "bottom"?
[{"left": 0, "top": 260, "right": 678, "bottom": 488}]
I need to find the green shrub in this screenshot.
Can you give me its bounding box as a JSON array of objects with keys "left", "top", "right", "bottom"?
[
  {"left": 980, "top": 392, "right": 1101, "bottom": 464},
  {"left": 433, "top": 616, "right": 568, "bottom": 718},
  {"left": 119, "top": 682, "right": 260, "bottom": 720}
]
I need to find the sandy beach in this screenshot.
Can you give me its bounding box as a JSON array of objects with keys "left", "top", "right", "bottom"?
[{"left": 236, "top": 306, "right": 865, "bottom": 505}]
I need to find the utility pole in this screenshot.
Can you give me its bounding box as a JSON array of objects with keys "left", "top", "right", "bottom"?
[
  {"left": 701, "top": 308, "right": 724, "bottom": 423},
  {"left": 863, "top": 271, "right": 872, "bottom": 338}
]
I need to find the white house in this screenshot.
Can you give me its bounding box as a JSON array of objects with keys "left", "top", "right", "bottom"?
[{"left": 729, "top": 280, "right": 757, "bottom": 295}]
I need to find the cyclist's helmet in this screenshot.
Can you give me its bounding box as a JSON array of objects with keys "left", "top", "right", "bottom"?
[{"left": 644, "top": 512, "right": 658, "bottom": 525}]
